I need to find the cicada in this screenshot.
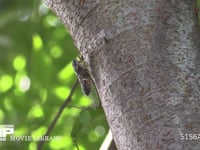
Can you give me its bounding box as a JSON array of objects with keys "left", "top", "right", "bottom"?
[{"left": 72, "top": 56, "right": 100, "bottom": 108}]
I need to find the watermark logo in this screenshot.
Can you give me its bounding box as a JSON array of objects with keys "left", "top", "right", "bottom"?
[
  {"left": 0, "top": 125, "right": 14, "bottom": 141},
  {"left": 0, "top": 124, "right": 62, "bottom": 142}
]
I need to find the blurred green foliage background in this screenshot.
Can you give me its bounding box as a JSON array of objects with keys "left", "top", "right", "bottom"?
[{"left": 0, "top": 0, "right": 108, "bottom": 149}]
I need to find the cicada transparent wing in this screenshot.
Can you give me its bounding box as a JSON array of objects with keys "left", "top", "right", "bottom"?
[{"left": 88, "top": 79, "right": 101, "bottom": 109}]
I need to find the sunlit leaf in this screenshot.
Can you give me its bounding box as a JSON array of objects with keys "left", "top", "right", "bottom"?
[
  {"left": 3, "top": 98, "right": 13, "bottom": 111},
  {"left": 57, "top": 63, "right": 74, "bottom": 81},
  {"left": 39, "top": 88, "right": 48, "bottom": 103},
  {"left": 88, "top": 130, "right": 99, "bottom": 143},
  {"left": 54, "top": 86, "right": 70, "bottom": 100},
  {"left": 29, "top": 142, "right": 37, "bottom": 150},
  {"left": 12, "top": 55, "right": 26, "bottom": 71},
  {"left": 14, "top": 127, "right": 27, "bottom": 136},
  {"left": 32, "top": 33, "right": 43, "bottom": 50},
  {"left": 50, "top": 45, "right": 63, "bottom": 58},
  {"left": 45, "top": 15, "right": 60, "bottom": 27},
  {"left": 28, "top": 105, "right": 44, "bottom": 119},
  {"left": 49, "top": 136, "right": 72, "bottom": 150},
  {"left": 31, "top": 126, "right": 47, "bottom": 137},
  {"left": 0, "top": 74, "right": 13, "bottom": 93}
]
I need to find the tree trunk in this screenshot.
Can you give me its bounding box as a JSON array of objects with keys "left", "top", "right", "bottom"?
[{"left": 44, "top": 0, "right": 200, "bottom": 149}]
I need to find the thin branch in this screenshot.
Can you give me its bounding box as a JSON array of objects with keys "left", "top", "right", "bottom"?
[{"left": 37, "top": 79, "right": 79, "bottom": 150}]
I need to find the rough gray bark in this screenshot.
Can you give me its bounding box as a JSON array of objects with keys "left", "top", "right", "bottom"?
[{"left": 44, "top": 0, "right": 200, "bottom": 149}]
